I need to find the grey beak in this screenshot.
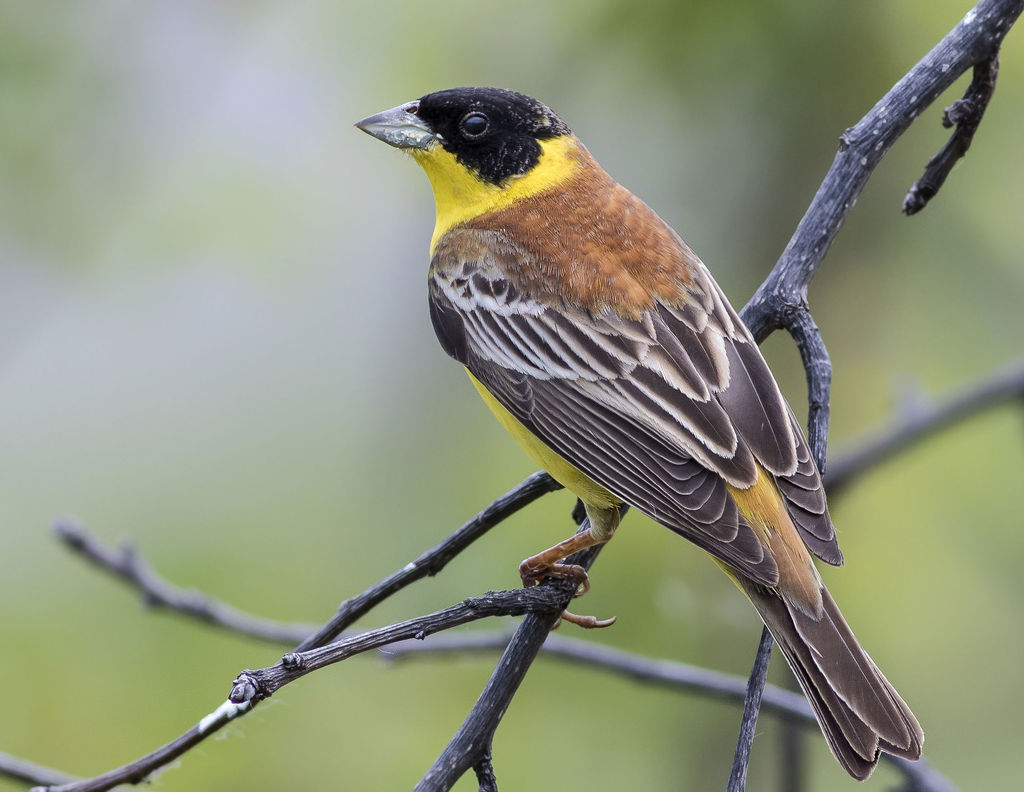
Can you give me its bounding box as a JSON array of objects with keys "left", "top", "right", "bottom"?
[{"left": 354, "top": 101, "right": 435, "bottom": 150}]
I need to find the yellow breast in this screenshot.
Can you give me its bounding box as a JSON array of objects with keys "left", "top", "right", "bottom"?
[{"left": 466, "top": 370, "right": 622, "bottom": 511}]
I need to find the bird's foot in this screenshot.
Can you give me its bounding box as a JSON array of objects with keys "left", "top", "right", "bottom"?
[{"left": 519, "top": 556, "right": 615, "bottom": 629}]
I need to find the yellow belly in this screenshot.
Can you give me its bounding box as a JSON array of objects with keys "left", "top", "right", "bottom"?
[{"left": 467, "top": 370, "right": 621, "bottom": 510}]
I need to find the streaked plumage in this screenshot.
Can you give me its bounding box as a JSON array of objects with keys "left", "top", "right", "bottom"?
[{"left": 357, "top": 86, "right": 922, "bottom": 779}]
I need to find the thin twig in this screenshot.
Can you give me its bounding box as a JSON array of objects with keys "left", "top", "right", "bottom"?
[
  {"left": 473, "top": 755, "right": 498, "bottom": 792},
  {"left": 50, "top": 471, "right": 560, "bottom": 650},
  {"left": 295, "top": 470, "right": 560, "bottom": 652},
  {"left": 0, "top": 753, "right": 79, "bottom": 789},
  {"left": 52, "top": 520, "right": 317, "bottom": 645},
  {"left": 904, "top": 56, "right": 1001, "bottom": 214},
  {"left": 385, "top": 630, "right": 811, "bottom": 716},
  {"left": 726, "top": 627, "right": 773, "bottom": 792}
]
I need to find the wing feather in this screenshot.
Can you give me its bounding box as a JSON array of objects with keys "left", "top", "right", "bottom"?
[{"left": 429, "top": 228, "right": 840, "bottom": 575}]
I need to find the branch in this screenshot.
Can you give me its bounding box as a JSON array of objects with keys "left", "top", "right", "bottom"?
[
  {"left": 22, "top": 472, "right": 560, "bottom": 792},
  {"left": 385, "top": 631, "right": 958, "bottom": 792},
  {"left": 28, "top": 586, "right": 573, "bottom": 792},
  {"left": 23, "top": 358, "right": 1015, "bottom": 790},
  {"left": 726, "top": 627, "right": 774, "bottom": 792},
  {"left": 50, "top": 471, "right": 560, "bottom": 650},
  {"left": 413, "top": 518, "right": 613, "bottom": 792},
  {"left": 52, "top": 520, "right": 317, "bottom": 645},
  {"left": 230, "top": 586, "right": 572, "bottom": 707},
  {"left": 0, "top": 753, "right": 78, "bottom": 790},
  {"left": 825, "top": 358, "right": 1024, "bottom": 495}
]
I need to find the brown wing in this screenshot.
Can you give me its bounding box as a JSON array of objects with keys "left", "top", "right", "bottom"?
[{"left": 428, "top": 228, "right": 841, "bottom": 583}]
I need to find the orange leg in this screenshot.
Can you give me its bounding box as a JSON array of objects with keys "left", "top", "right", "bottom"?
[{"left": 518, "top": 504, "right": 620, "bottom": 629}]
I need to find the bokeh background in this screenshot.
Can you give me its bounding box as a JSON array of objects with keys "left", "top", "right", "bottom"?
[{"left": 2, "top": 1, "right": 1022, "bottom": 790}]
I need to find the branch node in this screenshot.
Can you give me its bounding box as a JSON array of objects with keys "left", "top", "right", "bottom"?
[
  {"left": 903, "top": 54, "right": 1000, "bottom": 215},
  {"left": 229, "top": 672, "right": 261, "bottom": 705},
  {"left": 281, "top": 652, "right": 304, "bottom": 670}
]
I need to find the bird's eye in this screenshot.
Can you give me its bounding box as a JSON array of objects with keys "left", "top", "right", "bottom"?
[{"left": 459, "top": 112, "right": 490, "bottom": 139}]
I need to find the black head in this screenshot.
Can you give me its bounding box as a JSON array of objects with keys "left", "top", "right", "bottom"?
[{"left": 414, "top": 87, "right": 571, "bottom": 186}]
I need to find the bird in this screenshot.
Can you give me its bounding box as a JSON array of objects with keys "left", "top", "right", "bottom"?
[{"left": 355, "top": 86, "right": 923, "bottom": 780}]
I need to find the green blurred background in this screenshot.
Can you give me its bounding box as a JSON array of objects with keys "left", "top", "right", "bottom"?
[{"left": 1, "top": 1, "right": 1022, "bottom": 789}]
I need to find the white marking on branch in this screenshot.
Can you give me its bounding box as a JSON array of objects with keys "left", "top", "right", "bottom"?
[{"left": 198, "top": 699, "right": 251, "bottom": 734}]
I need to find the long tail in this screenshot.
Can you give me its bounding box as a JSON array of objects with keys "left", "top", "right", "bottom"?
[{"left": 740, "top": 579, "right": 923, "bottom": 780}]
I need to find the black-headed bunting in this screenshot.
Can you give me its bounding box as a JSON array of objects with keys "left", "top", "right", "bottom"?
[{"left": 356, "top": 87, "right": 923, "bottom": 779}]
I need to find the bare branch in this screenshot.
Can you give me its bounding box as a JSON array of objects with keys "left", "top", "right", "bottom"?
[
  {"left": 28, "top": 587, "right": 572, "bottom": 792},
  {"left": 742, "top": 0, "right": 1022, "bottom": 345},
  {"left": 730, "top": 3, "right": 1022, "bottom": 782},
  {"left": 414, "top": 525, "right": 612, "bottom": 792},
  {"left": 826, "top": 358, "right": 1024, "bottom": 495},
  {"left": 231, "top": 586, "right": 571, "bottom": 707},
  {"left": 23, "top": 473, "right": 560, "bottom": 792},
  {"left": 386, "top": 631, "right": 957, "bottom": 791},
  {"left": 50, "top": 471, "right": 560, "bottom": 649}
]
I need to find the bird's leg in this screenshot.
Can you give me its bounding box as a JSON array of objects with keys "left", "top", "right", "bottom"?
[{"left": 519, "top": 504, "right": 620, "bottom": 629}]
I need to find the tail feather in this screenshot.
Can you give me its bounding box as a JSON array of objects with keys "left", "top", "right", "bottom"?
[{"left": 742, "top": 580, "right": 923, "bottom": 780}]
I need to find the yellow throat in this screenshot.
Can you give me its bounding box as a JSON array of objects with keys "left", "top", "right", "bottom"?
[{"left": 412, "top": 135, "right": 583, "bottom": 254}]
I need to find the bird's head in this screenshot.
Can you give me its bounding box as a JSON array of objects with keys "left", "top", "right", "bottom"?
[{"left": 356, "top": 87, "right": 584, "bottom": 251}]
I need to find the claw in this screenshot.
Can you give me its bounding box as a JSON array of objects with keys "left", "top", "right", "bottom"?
[
  {"left": 556, "top": 610, "right": 617, "bottom": 629},
  {"left": 519, "top": 559, "right": 587, "bottom": 589}
]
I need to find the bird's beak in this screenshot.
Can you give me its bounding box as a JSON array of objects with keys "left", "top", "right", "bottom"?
[{"left": 354, "top": 101, "right": 435, "bottom": 150}]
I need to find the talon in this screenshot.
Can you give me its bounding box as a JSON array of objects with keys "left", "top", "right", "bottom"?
[
  {"left": 559, "top": 609, "right": 617, "bottom": 629},
  {"left": 519, "top": 559, "right": 588, "bottom": 589},
  {"left": 572, "top": 574, "right": 590, "bottom": 598}
]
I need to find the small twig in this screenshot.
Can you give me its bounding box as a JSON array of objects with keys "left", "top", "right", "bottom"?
[
  {"left": 726, "top": 627, "right": 774, "bottom": 792},
  {"left": 51, "top": 471, "right": 560, "bottom": 651},
  {"left": 386, "top": 630, "right": 811, "bottom": 716},
  {"left": 295, "top": 470, "right": 561, "bottom": 652},
  {"left": 903, "top": 56, "right": 1000, "bottom": 214}
]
